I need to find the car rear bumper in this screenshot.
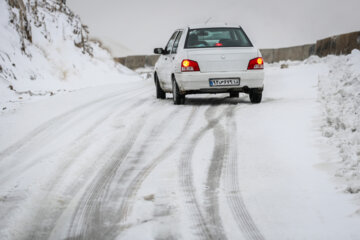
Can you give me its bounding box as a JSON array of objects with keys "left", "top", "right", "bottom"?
[{"left": 174, "top": 70, "right": 264, "bottom": 94}]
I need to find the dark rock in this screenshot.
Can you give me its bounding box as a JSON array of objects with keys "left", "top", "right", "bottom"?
[{"left": 281, "top": 64, "right": 289, "bottom": 69}]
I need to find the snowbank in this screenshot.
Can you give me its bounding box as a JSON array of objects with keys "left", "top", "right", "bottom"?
[
  {"left": 266, "top": 51, "right": 360, "bottom": 194},
  {"left": 0, "top": 0, "right": 136, "bottom": 112},
  {"left": 318, "top": 49, "right": 360, "bottom": 193}
]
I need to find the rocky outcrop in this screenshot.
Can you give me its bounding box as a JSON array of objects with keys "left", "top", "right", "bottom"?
[
  {"left": 5, "top": 0, "right": 93, "bottom": 56},
  {"left": 8, "top": 0, "right": 32, "bottom": 52},
  {"left": 114, "top": 55, "right": 160, "bottom": 69}
]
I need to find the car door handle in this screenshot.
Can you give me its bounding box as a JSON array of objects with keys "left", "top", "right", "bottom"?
[{"left": 164, "top": 58, "right": 168, "bottom": 60}]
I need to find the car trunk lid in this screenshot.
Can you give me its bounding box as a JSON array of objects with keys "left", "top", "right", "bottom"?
[{"left": 186, "top": 47, "right": 259, "bottom": 72}]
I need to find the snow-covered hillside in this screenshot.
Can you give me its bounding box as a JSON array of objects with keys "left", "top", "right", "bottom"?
[{"left": 0, "top": 0, "right": 136, "bottom": 112}]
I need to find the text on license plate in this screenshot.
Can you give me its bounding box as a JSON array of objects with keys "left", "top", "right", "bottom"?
[{"left": 209, "top": 78, "right": 240, "bottom": 87}]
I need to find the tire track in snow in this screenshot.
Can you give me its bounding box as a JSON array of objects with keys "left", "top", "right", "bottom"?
[
  {"left": 223, "top": 108, "right": 265, "bottom": 240},
  {"left": 1, "top": 86, "right": 152, "bottom": 240},
  {"left": 0, "top": 84, "right": 150, "bottom": 161},
  {"left": 67, "top": 113, "right": 149, "bottom": 240},
  {"left": 67, "top": 105, "right": 180, "bottom": 240},
  {"left": 117, "top": 106, "right": 198, "bottom": 234},
  {"left": 26, "top": 98, "right": 149, "bottom": 240},
  {"left": 179, "top": 103, "right": 232, "bottom": 240},
  {"left": 105, "top": 106, "right": 186, "bottom": 239},
  {"left": 0, "top": 87, "right": 151, "bottom": 184},
  {"left": 204, "top": 122, "right": 227, "bottom": 240}
]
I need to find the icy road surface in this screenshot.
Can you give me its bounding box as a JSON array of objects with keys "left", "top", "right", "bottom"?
[{"left": 1, "top": 62, "right": 360, "bottom": 240}]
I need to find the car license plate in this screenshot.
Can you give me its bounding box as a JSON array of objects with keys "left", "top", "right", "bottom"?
[{"left": 209, "top": 78, "right": 240, "bottom": 87}]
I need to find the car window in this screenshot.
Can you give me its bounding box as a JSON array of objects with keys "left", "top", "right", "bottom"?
[
  {"left": 185, "top": 28, "right": 253, "bottom": 48},
  {"left": 165, "top": 31, "right": 178, "bottom": 54},
  {"left": 171, "top": 31, "right": 183, "bottom": 54}
]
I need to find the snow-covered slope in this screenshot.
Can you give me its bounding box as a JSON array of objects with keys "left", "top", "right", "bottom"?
[{"left": 0, "top": 0, "right": 136, "bottom": 112}]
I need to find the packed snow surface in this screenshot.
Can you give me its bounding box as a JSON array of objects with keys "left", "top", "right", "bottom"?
[{"left": 1, "top": 51, "right": 360, "bottom": 239}]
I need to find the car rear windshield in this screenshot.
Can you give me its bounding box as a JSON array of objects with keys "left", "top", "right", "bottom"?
[{"left": 185, "top": 28, "right": 253, "bottom": 48}]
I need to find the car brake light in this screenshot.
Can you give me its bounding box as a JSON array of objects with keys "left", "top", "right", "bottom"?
[
  {"left": 181, "top": 59, "right": 200, "bottom": 72},
  {"left": 247, "top": 57, "right": 264, "bottom": 70},
  {"left": 215, "top": 43, "right": 223, "bottom": 46}
]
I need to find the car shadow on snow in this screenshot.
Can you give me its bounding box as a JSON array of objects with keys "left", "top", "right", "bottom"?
[
  {"left": 158, "top": 94, "right": 280, "bottom": 106},
  {"left": 260, "top": 97, "right": 282, "bottom": 104},
  {"left": 163, "top": 95, "right": 252, "bottom": 106}
]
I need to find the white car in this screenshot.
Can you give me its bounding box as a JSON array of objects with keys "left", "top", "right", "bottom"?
[{"left": 153, "top": 24, "right": 264, "bottom": 104}]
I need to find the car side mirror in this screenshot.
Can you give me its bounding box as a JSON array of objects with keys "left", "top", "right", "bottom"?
[{"left": 154, "top": 48, "right": 165, "bottom": 54}]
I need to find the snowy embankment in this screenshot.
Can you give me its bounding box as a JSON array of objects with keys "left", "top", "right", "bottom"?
[
  {"left": 318, "top": 50, "right": 360, "bottom": 193},
  {"left": 268, "top": 51, "right": 360, "bottom": 195},
  {"left": 0, "top": 0, "right": 137, "bottom": 112}
]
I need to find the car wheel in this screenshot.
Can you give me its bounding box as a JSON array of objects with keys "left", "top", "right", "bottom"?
[
  {"left": 249, "top": 91, "right": 262, "bottom": 103},
  {"left": 155, "top": 74, "right": 166, "bottom": 99},
  {"left": 229, "top": 92, "right": 239, "bottom": 98},
  {"left": 172, "top": 78, "right": 185, "bottom": 105}
]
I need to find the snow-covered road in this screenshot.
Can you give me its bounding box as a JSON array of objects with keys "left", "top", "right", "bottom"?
[{"left": 1, "top": 61, "right": 359, "bottom": 240}]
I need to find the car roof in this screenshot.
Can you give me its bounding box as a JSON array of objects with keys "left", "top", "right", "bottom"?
[{"left": 186, "top": 23, "right": 241, "bottom": 29}]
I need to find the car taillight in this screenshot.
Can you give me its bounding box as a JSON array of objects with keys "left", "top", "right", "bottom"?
[
  {"left": 181, "top": 59, "right": 200, "bottom": 72},
  {"left": 247, "top": 57, "right": 264, "bottom": 70}
]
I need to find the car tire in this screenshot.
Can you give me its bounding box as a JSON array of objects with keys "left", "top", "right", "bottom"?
[
  {"left": 249, "top": 91, "right": 262, "bottom": 104},
  {"left": 172, "top": 78, "right": 185, "bottom": 105},
  {"left": 229, "top": 92, "right": 239, "bottom": 98},
  {"left": 155, "top": 74, "right": 166, "bottom": 99}
]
